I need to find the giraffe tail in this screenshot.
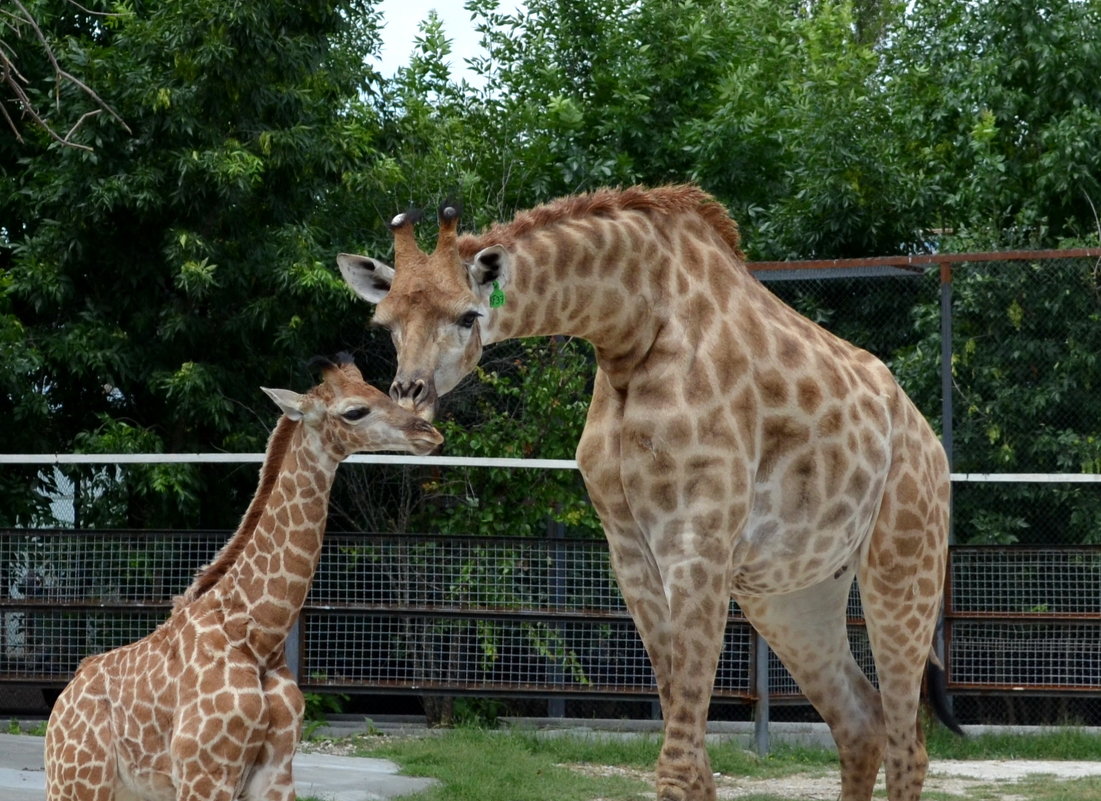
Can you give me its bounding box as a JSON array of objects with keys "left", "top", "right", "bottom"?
[{"left": 924, "top": 651, "right": 965, "bottom": 736}]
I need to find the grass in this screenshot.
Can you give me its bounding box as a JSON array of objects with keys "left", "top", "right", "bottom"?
[
  {"left": 1008, "top": 777, "right": 1101, "bottom": 801},
  {"left": 350, "top": 726, "right": 651, "bottom": 801},
  {"left": 5, "top": 717, "right": 47, "bottom": 736},
  {"left": 298, "top": 723, "right": 1101, "bottom": 801},
  {"left": 927, "top": 723, "right": 1101, "bottom": 761}
]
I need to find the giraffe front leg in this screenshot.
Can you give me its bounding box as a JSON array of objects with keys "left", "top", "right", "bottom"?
[
  {"left": 242, "top": 663, "right": 305, "bottom": 801},
  {"left": 651, "top": 552, "right": 731, "bottom": 801},
  {"left": 172, "top": 664, "right": 269, "bottom": 801},
  {"left": 579, "top": 382, "right": 717, "bottom": 800},
  {"left": 604, "top": 529, "right": 713, "bottom": 801}
]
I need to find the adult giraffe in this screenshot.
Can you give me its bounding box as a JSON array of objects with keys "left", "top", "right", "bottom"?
[{"left": 338, "top": 186, "right": 958, "bottom": 801}]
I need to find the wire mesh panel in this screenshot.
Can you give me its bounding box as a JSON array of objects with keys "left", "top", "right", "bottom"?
[
  {"left": 1, "top": 608, "right": 166, "bottom": 682},
  {"left": 309, "top": 534, "right": 629, "bottom": 614},
  {"left": 949, "top": 546, "right": 1101, "bottom": 615},
  {"left": 949, "top": 621, "right": 1101, "bottom": 690},
  {"left": 0, "top": 530, "right": 226, "bottom": 681},
  {"left": 947, "top": 546, "right": 1101, "bottom": 692},
  {"left": 304, "top": 534, "right": 759, "bottom": 699},
  {"left": 300, "top": 612, "right": 757, "bottom": 698},
  {"left": 300, "top": 613, "right": 649, "bottom": 693},
  {"left": 0, "top": 530, "right": 225, "bottom": 605},
  {"left": 4, "top": 525, "right": 1101, "bottom": 720}
]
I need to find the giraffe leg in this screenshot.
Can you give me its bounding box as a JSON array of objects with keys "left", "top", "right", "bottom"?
[
  {"left": 858, "top": 532, "right": 946, "bottom": 800},
  {"left": 242, "top": 664, "right": 305, "bottom": 801},
  {"left": 172, "top": 663, "right": 269, "bottom": 801},
  {"left": 652, "top": 545, "right": 734, "bottom": 801},
  {"left": 603, "top": 525, "right": 724, "bottom": 801},
  {"left": 857, "top": 416, "right": 950, "bottom": 801},
  {"left": 737, "top": 570, "right": 886, "bottom": 801},
  {"left": 579, "top": 379, "right": 720, "bottom": 801}
]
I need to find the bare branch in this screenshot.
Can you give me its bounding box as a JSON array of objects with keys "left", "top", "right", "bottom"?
[{"left": 1, "top": 0, "right": 130, "bottom": 149}]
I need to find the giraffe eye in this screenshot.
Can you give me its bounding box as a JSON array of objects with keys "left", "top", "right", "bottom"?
[
  {"left": 342, "top": 407, "right": 369, "bottom": 421},
  {"left": 458, "top": 311, "right": 481, "bottom": 329}
]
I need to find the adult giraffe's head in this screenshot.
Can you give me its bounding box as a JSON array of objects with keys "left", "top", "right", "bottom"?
[{"left": 337, "top": 205, "right": 508, "bottom": 421}]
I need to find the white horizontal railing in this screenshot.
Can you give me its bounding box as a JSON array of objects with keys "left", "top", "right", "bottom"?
[
  {"left": 3, "top": 454, "right": 1101, "bottom": 482},
  {"left": 0, "top": 453, "right": 579, "bottom": 469},
  {"left": 951, "top": 473, "right": 1101, "bottom": 483}
]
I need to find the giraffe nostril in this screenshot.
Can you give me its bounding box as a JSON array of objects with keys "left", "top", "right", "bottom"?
[
  {"left": 389, "top": 380, "right": 412, "bottom": 402},
  {"left": 391, "top": 378, "right": 426, "bottom": 402},
  {"left": 390, "top": 375, "right": 438, "bottom": 418}
]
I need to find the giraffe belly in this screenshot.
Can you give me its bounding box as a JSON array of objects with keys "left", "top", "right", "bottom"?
[
  {"left": 113, "top": 785, "right": 154, "bottom": 801},
  {"left": 728, "top": 506, "right": 876, "bottom": 596}
]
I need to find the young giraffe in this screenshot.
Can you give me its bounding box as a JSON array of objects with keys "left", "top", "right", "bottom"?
[
  {"left": 44, "top": 355, "right": 442, "bottom": 801},
  {"left": 338, "top": 186, "right": 958, "bottom": 801}
]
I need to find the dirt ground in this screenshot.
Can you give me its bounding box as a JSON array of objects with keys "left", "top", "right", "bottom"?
[{"left": 567, "top": 759, "right": 1101, "bottom": 800}]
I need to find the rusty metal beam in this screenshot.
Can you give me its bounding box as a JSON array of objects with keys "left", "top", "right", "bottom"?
[{"left": 749, "top": 247, "right": 1101, "bottom": 273}]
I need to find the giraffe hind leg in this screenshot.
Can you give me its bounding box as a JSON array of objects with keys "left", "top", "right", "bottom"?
[
  {"left": 45, "top": 680, "right": 118, "bottom": 801},
  {"left": 737, "top": 571, "right": 886, "bottom": 801},
  {"left": 859, "top": 547, "right": 945, "bottom": 799}
]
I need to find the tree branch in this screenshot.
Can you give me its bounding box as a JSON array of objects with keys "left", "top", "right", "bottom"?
[{"left": 1, "top": 0, "right": 130, "bottom": 149}]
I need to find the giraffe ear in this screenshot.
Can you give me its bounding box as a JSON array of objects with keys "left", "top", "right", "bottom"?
[
  {"left": 337, "top": 253, "right": 394, "bottom": 305},
  {"left": 262, "top": 387, "right": 305, "bottom": 421},
  {"left": 468, "top": 245, "right": 510, "bottom": 294}
]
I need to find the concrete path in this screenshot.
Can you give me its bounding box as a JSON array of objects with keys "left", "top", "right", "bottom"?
[{"left": 0, "top": 733, "right": 436, "bottom": 801}]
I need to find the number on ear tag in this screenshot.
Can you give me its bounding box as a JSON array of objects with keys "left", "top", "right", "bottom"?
[{"left": 489, "top": 281, "right": 506, "bottom": 308}]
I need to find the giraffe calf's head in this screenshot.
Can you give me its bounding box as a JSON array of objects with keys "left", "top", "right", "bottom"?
[
  {"left": 262, "top": 353, "right": 443, "bottom": 457},
  {"left": 337, "top": 205, "right": 508, "bottom": 421}
]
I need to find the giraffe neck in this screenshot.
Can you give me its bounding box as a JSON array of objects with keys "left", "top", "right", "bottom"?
[
  {"left": 211, "top": 419, "right": 338, "bottom": 661},
  {"left": 460, "top": 203, "right": 757, "bottom": 382}
]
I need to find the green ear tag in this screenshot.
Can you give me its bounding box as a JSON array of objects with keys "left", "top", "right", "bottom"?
[{"left": 489, "top": 281, "right": 506, "bottom": 309}]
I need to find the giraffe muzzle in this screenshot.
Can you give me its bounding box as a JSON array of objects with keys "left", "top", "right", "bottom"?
[
  {"left": 408, "top": 418, "right": 445, "bottom": 455},
  {"left": 390, "top": 376, "right": 439, "bottom": 421}
]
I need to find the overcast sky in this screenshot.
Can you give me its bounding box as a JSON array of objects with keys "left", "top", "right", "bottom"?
[{"left": 374, "top": 1, "right": 504, "bottom": 81}]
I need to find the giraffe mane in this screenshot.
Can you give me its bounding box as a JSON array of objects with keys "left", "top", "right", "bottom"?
[
  {"left": 457, "top": 184, "right": 745, "bottom": 261},
  {"left": 175, "top": 413, "right": 298, "bottom": 607}
]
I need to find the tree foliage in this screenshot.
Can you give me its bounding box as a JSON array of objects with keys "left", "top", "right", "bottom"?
[
  {"left": 2, "top": 0, "right": 1100, "bottom": 545},
  {"left": 1, "top": 0, "right": 388, "bottom": 525}
]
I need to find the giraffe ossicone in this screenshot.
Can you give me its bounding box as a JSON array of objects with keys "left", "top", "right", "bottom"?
[
  {"left": 340, "top": 185, "right": 960, "bottom": 801},
  {"left": 44, "top": 354, "right": 442, "bottom": 801}
]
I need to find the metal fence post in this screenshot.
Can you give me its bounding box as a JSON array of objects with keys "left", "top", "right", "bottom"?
[
  {"left": 938, "top": 261, "right": 954, "bottom": 717},
  {"left": 939, "top": 261, "right": 955, "bottom": 500},
  {"left": 753, "top": 630, "right": 770, "bottom": 755},
  {"left": 547, "top": 518, "right": 566, "bottom": 718}
]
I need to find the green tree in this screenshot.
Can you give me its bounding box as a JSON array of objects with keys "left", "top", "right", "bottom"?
[
  {"left": 882, "top": 0, "right": 1101, "bottom": 243},
  {"left": 0, "top": 0, "right": 388, "bottom": 526},
  {"left": 464, "top": 0, "right": 936, "bottom": 257},
  {"left": 879, "top": 1, "right": 1101, "bottom": 544}
]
